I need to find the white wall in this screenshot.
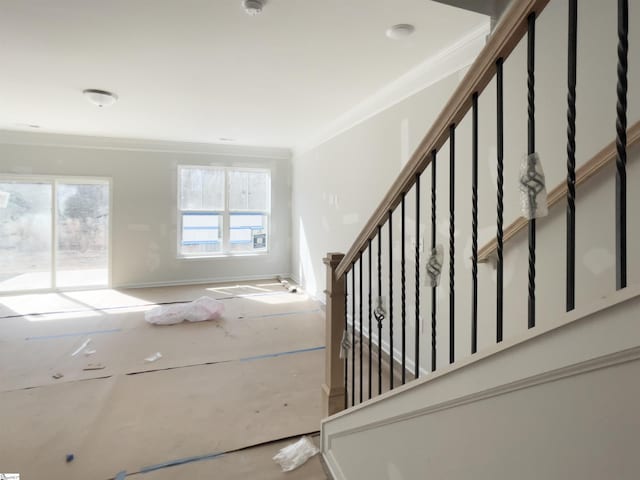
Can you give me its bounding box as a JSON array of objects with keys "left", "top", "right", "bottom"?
[
  {"left": 322, "top": 286, "right": 640, "bottom": 480},
  {"left": 292, "top": 0, "right": 640, "bottom": 373},
  {"left": 0, "top": 132, "right": 292, "bottom": 288},
  {"left": 291, "top": 67, "right": 464, "bottom": 300}
]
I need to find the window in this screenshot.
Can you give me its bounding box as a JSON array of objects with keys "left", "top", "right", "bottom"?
[{"left": 178, "top": 166, "right": 270, "bottom": 257}]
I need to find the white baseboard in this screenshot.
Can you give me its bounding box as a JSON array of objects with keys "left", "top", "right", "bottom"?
[
  {"left": 116, "top": 273, "right": 292, "bottom": 289},
  {"left": 346, "top": 314, "right": 429, "bottom": 377}
]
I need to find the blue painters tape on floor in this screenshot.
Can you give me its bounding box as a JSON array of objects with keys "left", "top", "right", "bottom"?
[
  {"left": 239, "top": 345, "right": 325, "bottom": 363},
  {"left": 25, "top": 328, "right": 122, "bottom": 340},
  {"left": 139, "top": 451, "right": 225, "bottom": 473},
  {"left": 114, "top": 470, "right": 127, "bottom": 480}
]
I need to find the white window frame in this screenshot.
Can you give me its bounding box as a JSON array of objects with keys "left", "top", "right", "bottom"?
[
  {"left": 0, "top": 173, "right": 113, "bottom": 293},
  {"left": 177, "top": 165, "right": 271, "bottom": 258}
]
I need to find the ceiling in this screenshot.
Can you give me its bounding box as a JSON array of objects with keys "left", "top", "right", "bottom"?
[{"left": 0, "top": 0, "right": 487, "bottom": 149}]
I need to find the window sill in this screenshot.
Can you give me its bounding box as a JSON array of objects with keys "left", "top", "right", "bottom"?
[{"left": 177, "top": 251, "right": 269, "bottom": 260}]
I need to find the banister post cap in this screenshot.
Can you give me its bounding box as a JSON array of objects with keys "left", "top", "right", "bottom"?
[{"left": 323, "top": 252, "right": 345, "bottom": 267}]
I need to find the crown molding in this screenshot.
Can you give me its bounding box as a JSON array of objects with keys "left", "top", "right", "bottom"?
[
  {"left": 293, "top": 21, "right": 490, "bottom": 156},
  {"left": 0, "top": 130, "right": 292, "bottom": 160}
]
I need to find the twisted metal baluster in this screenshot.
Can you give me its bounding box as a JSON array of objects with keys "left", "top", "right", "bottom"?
[
  {"left": 351, "top": 264, "right": 355, "bottom": 406},
  {"left": 401, "top": 194, "right": 406, "bottom": 385},
  {"left": 358, "top": 253, "right": 363, "bottom": 403},
  {"left": 414, "top": 175, "right": 421, "bottom": 379},
  {"left": 471, "top": 93, "right": 479, "bottom": 354},
  {"left": 616, "top": 0, "right": 628, "bottom": 290},
  {"left": 496, "top": 58, "right": 505, "bottom": 343},
  {"left": 566, "top": 0, "right": 577, "bottom": 311},
  {"left": 430, "top": 151, "right": 437, "bottom": 371},
  {"left": 377, "top": 226, "right": 383, "bottom": 395},
  {"left": 388, "top": 210, "right": 394, "bottom": 390},
  {"left": 449, "top": 124, "right": 456, "bottom": 364},
  {"left": 527, "top": 12, "right": 536, "bottom": 329},
  {"left": 344, "top": 273, "right": 348, "bottom": 410},
  {"left": 368, "top": 238, "right": 372, "bottom": 399}
]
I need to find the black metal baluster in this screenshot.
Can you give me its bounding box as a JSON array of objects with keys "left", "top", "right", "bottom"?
[
  {"left": 344, "top": 272, "right": 348, "bottom": 410},
  {"left": 527, "top": 12, "right": 536, "bottom": 329},
  {"left": 566, "top": 0, "right": 577, "bottom": 312},
  {"left": 472, "top": 92, "right": 479, "bottom": 354},
  {"left": 368, "top": 238, "right": 373, "bottom": 399},
  {"left": 401, "top": 194, "right": 406, "bottom": 385},
  {"left": 388, "top": 210, "right": 394, "bottom": 389},
  {"left": 359, "top": 253, "right": 363, "bottom": 403},
  {"left": 430, "top": 151, "right": 437, "bottom": 372},
  {"left": 415, "top": 175, "right": 421, "bottom": 379},
  {"left": 351, "top": 264, "right": 355, "bottom": 406},
  {"left": 449, "top": 124, "right": 456, "bottom": 364},
  {"left": 616, "top": 0, "right": 628, "bottom": 290},
  {"left": 377, "top": 226, "right": 383, "bottom": 395},
  {"left": 496, "top": 58, "right": 504, "bottom": 343}
]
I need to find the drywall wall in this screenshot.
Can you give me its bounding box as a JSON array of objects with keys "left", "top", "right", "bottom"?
[
  {"left": 322, "top": 287, "right": 640, "bottom": 480},
  {"left": 292, "top": 0, "right": 639, "bottom": 373},
  {"left": 0, "top": 132, "right": 291, "bottom": 287},
  {"left": 291, "top": 66, "right": 464, "bottom": 300}
]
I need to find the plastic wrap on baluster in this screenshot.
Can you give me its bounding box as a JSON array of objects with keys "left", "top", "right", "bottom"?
[
  {"left": 339, "top": 329, "right": 351, "bottom": 359},
  {"left": 519, "top": 152, "right": 549, "bottom": 220},
  {"left": 426, "top": 245, "right": 444, "bottom": 288},
  {"left": 144, "top": 296, "right": 224, "bottom": 325},
  {"left": 373, "top": 296, "right": 386, "bottom": 324},
  {"left": 272, "top": 436, "right": 320, "bottom": 472}
]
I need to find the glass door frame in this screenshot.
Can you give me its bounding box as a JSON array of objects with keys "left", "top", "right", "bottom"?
[{"left": 0, "top": 174, "right": 112, "bottom": 294}]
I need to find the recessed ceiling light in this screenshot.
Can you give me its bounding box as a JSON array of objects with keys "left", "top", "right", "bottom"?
[
  {"left": 386, "top": 24, "right": 415, "bottom": 40},
  {"left": 83, "top": 89, "right": 118, "bottom": 107},
  {"left": 242, "top": 0, "right": 266, "bottom": 16}
]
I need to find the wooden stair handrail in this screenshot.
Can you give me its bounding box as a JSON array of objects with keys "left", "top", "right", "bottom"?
[
  {"left": 336, "top": 0, "right": 551, "bottom": 279},
  {"left": 477, "top": 120, "right": 640, "bottom": 263}
]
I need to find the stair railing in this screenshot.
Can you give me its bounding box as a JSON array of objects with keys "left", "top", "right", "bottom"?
[{"left": 322, "top": 0, "right": 632, "bottom": 415}]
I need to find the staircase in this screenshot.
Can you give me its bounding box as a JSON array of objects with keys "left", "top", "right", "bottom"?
[{"left": 318, "top": 0, "right": 640, "bottom": 478}]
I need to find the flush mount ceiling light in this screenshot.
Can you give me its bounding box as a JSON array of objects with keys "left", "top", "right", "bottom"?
[
  {"left": 386, "top": 24, "right": 415, "bottom": 40},
  {"left": 242, "top": 0, "right": 266, "bottom": 16},
  {"left": 83, "top": 89, "right": 118, "bottom": 107}
]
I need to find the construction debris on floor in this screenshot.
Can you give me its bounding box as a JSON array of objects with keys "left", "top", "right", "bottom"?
[
  {"left": 144, "top": 296, "right": 224, "bottom": 325},
  {"left": 273, "top": 436, "right": 321, "bottom": 472},
  {"left": 0, "top": 280, "right": 327, "bottom": 479}
]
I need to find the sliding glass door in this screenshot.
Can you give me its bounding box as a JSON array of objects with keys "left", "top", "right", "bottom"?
[
  {"left": 56, "top": 181, "right": 110, "bottom": 288},
  {"left": 0, "top": 181, "right": 53, "bottom": 291},
  {"left": 0, "top": 176, "right": 110, "bottom": 292}
]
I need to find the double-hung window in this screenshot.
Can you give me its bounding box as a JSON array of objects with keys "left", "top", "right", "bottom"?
[{"left": 178, "top": 166, "right": 270, "bottom": 257}]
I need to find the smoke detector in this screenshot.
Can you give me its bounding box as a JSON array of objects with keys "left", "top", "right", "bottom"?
[
  {"left": 243, "top": 0, "right": 266, "bottom": 16},
  {"left": 83, "top": 89, "right": 118, "bottom": 107}
]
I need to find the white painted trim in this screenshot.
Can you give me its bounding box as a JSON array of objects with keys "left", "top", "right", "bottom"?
[
  {"left": 290, "top": 272, "right": 327, "bottom": 306},
  {"left": 329, "top": 346, "right": 640, "bottom": 443},
  {"left": 293, "top": 21, "right": 490, "bottom": 155},
  {"left": 322, "top": 450, "right": 347, "bottom": 480},
  {"left": 115, "top": 272, "right": 292, "bottom": 289},
  {"left": 0, "top": 130, "right": 291, "bottom": 160}
]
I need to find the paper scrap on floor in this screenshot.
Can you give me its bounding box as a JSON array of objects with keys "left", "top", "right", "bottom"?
[{"left": 144, "top": 352, "right": 162, "bottom": 363}]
